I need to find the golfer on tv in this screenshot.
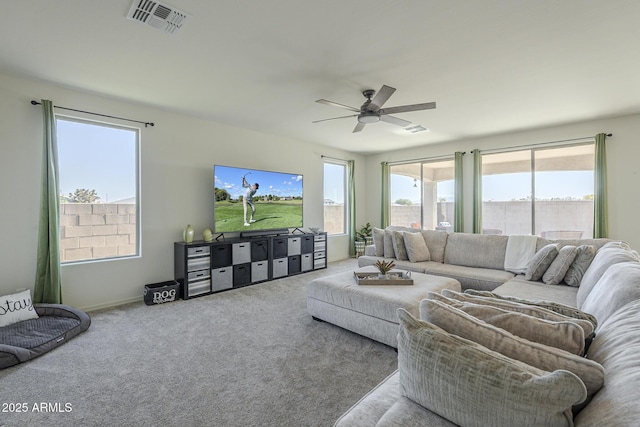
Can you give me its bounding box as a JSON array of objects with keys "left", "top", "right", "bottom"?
[{"left": 242, "top": 174, "right": 259, "bottom": 226}]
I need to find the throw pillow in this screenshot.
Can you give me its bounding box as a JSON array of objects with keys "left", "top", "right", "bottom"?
[
  {"left": 525, "top": 244, "right": 559, "bottom": 281},
  {"left": 383, "top": 230, "right": 395, "bottom": 258},
  {"left": 397, "top": 308, "right": 587, "bottom": 427},
  {"left": 402, "top": 231, "right": 431, "bottom": 263},
  {"left": 372, "top": 227, "right": 385, "bottom": 257},
  {"left": 419, "top": 300, "right": 604, "bottom": 401},
  {"left": 427, "top": 292, "right": 586, "bottom": 355},
  {"left": 563, "top": 245, "right": 596, "bottom": 287},
  {"left": 0, "top": 289, "right": 39, "bottom": 327},
  {"left": 543, "top": 245, "right": 578, "bottom": 286},
  {"left": 391, "top": 231, "right": 409, "bottom": 261}
]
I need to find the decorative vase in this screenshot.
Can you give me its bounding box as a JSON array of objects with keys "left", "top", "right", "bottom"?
[
  {"left": 378, "top": 273, "right": 389, "bottom": 280},
  {"left": 202, "top": 227, "right": 213, "bottom": 243},
  {"left": 183, "top": 224, "right": 194, "bottom": 243},
  {"left": 365, "top": 236, "right": 374, "bottom": 246}
]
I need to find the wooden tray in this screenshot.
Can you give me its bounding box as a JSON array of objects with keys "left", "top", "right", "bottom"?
[{"left": 354, "top": 271, "right": 414, "bottom": 285}]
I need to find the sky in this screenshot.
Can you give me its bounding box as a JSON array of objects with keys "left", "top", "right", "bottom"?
[
  {"left": 323, "top": 162, "right": 345, "bottom": 203},
  {"left": 56, "top": 118, "right": 137, "bottom": 203},
  {"left": 390, "top": 171, "right": 594, "bottom": 203},
  {"left": 215, "top": 165, "right": 303, "bottom": 199}
]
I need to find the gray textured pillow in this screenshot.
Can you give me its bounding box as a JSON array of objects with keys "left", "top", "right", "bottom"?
[
  {"left": 563, "top": 245, "right": 596, "bottom": 287},
  {"left": 419, "top": 300, "right": 604, "bottom": 400},
  {"left": 442, "top": 289, "right": 595, "bottom": 339},
  {"left": 525, "top": 244, "right": 559, "bottom": 281},
  {"left": 398, "top": 308, "right": 587, "bottom": 427},
  {"left": 372, "top": 227, "right": 385, "bottom": 257},
  {"left": 383, "top": 230, "right": 395, "bottom": 258},
  {"left": 464, "top": 290, "right": 598, "bottom": 329},
  {"left": 402, "top": 231, "right": 430, "bottom": 262},
  {"left": 391, "top": 231, "right": 409, "bottom": 261},
  {"left": 428, "top": 292, "right": 586, "bottom": 355},
  {"left": 543, "top": 245, "right": 578, "bottom": 286}
]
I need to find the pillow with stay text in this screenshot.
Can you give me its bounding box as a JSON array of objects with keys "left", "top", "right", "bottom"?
[{"left": 0, "top": 290, "right": 39, "bottom": 327}]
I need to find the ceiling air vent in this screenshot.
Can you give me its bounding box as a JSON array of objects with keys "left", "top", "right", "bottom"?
[{"left": 127, "top": 0, "right": 190, "bottom": 34}]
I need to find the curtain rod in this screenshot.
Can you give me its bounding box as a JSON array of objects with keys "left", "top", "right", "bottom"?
[
  {"left": 471, "top": 134, "right": 612, "bottom": 154},
  {"left": 321, "top": 155, "right": 352, "bottom": 163},
  {"left": 31, "top": 100, "right": 155, "bottom": 127},
  {"left": 386, "top": 151, "right": 464, "bottom": 166}
]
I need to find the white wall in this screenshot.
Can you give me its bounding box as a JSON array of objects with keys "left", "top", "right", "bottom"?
[
  {"left": 0, "top": 73, "right": 365, "bottom": 310},
  {"left": 364, "top": 113, "right": 640, "bottom": 250}
]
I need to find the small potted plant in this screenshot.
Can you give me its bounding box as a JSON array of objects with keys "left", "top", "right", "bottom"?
[
  {"left": 357, "top": 222, "right": 373, "bottom": 246},
  {"left": 374, "top": 259, "right": 396, "bottom": 279}
]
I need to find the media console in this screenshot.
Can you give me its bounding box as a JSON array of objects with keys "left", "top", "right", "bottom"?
[{"left": 174, "top": 232, "right": 327, "bottom": 299}]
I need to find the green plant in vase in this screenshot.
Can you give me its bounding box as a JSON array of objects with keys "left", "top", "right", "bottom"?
[
  {"left": 356, "top": 222, "right": 373, "bottom": 246},
  {"left": 374, "top": 259, "right": 396, "bottom": 279}
]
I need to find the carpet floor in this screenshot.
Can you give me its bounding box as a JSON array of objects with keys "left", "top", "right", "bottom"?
[{"left": 0, "top": 259, "right": 398, "bottom": 427}]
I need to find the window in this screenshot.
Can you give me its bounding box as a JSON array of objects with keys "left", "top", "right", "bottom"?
[
  {"left": 56, "top": 117, "right": 140, "bottom": 263},
  {"left": 481, "top": 144, "right": 594, "bottom": 237},
  {"left": 389, "top": 159, "right": 455, "bottom": 230},
  {"left": 323, "top": 161, "right": 347, "bottom": 235}
]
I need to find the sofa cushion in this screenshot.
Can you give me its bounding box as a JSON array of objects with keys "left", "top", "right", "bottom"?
[
  {"left": 422, "top": 263, "right": 514, "bottom": 291},
  {"left": 493, "top": 277, "right": 579, "bottom": 308},
  {"left": 428, "top": 292, "right": 586, "bottom": 355},
  {"left": 0, "top": 290, "right": 39, "bottom": 328},
  {"left": 372, "top": 227, "right": 385, "bottom": 257},
  {"left": 398, "top": 308, "right": 587, "bottom": 427},
  {"left": 443, "top": 233, "right": 508, "bottom": 270},
  {"left": 441, "top": 289, "right": 594, "bottom": 339},
  {"left": 383, "top": 230, "right": 395, "bottom": 258},
  {"left": 419, "top": 299, "right": 604, "bottom": 400},
  {"left": 577, "top": 242, "right": 639, "bottom": 308},
  {"left": 574, "top": 300, "right": 640, "bottom": 426},
  {"left": 543, "top": 245, "right": 578, "bottom": 286},
  {"left": 581, "top": 262, "right": 640, "bottom": 327},
  {"left": 564, "top": 245, "right": 597, "bottom": 287},
  {"left": 403, "top": 231, "right": 431, "bottom": 263},
  {"left": 525, "top": 244, "right": 559, "bottom": 281},
  {"left": 420, "top": 230, "right": 448, "bottom": 263},
  {"left": 391, "top": 231, "right": 409, "bottom": 261}
]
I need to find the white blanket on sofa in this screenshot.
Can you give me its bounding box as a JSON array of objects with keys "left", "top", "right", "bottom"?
[{"left": 504, "top": 235, "right": 538, "bottom": 274}]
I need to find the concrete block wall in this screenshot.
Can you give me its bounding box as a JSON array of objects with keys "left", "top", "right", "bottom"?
[{"left": 60, "top": 203, "right": 136, "bottom": 262}]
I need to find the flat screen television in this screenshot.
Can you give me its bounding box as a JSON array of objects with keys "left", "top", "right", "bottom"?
[{"left": 213, "top": 165, "right": 303, "bottom": 234}]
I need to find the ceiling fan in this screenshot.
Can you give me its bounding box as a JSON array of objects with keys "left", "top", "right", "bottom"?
[{"left": 313, "top": 85, "right": 436, "bottom": 133}]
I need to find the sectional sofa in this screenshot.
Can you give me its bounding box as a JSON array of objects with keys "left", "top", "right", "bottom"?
[{"left": 335, "top": 227, "right": 640, "bottom": 426}]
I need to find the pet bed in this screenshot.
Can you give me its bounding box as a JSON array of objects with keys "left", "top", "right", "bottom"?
[{"left": 0, "top": 304, "right": 91, "bottom": 369}]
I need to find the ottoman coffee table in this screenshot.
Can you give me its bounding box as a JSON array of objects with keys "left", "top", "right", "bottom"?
[{"left": 306, "top": 266, "right": 461, "bottom": 348}]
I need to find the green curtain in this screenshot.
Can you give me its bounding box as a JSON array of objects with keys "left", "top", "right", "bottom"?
[
  {"left": 594, "top": 133, "right": 608, "bottom": 238},
  {"left": 347, "top": 160, "right": 356, "bottom": 257},
  {"left": 34, "top": 100, "right": 62, "bottom": 303},
  {"left": 472, "top": 149, "right": 482, "bottom": 234},
  {"left": 381, "top": 162, "right": 390, "bottom": 228},
  {"left": 453, "top": 151, "right": 464, "bottom": 232}
]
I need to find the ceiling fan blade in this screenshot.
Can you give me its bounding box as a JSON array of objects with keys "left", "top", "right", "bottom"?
[
  {"left": 368, "top": 85, "right": 396, "bottom": 111},
  {"left": 380, "top": 114, "right": 411, "bottom": 127},
  {"left": 312, "top": 114, "right": 358, "bottom": 124},
  {"left": 381, "top": 102, "right": 436, "bottom": 115},
  {"left": 316, "top": 99, "right": 360, "bottom": 112},
  {"left": 353, "top": 122, "right": 366, "bottom": 133}
]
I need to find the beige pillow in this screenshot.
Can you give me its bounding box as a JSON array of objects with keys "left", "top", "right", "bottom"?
[
  {"left": 398, "top": 308, "right": 587, "bottom": 427},
  {"left": 428, "top": 292, "right": 585, "bottom": 355},
  {"left": 391, "top": 231, "right": 409, "bottom": 261},
  {"left": 442, "top": 289, "right": 595, "bottom": 339},
  {"left": 383, "top": 230, "right": 395, "bottom": 258},
  {"left": 525, "top": 244, "right": 559, "bottom": 281},
  {"left": 0, "top": 290, "right": 39, "bottom": 327},
  {"left": 543, "top": 245, "right": 578, "bottom": 286},
  {"left": 372, "top": 227, "right": 385, "bottom": 257},
  {"left": 419, "top": 300, "right": 604, "bottom": 401},
  {"left": 402, "top": 231, "right": 430, "bottom": 262},
  {"left": 563, "top": 245, "right": 596, "bottom": 287}
]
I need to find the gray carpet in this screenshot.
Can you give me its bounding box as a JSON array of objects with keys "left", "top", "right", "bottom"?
[{"left": 0, "top": 259, "right": 397, "bottom": 427}]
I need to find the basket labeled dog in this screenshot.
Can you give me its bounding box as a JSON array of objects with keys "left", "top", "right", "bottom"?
[{"left": 144, "top": 280, "right": 181, "bottom": 305}]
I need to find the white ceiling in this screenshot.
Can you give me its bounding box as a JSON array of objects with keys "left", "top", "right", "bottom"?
[{"left": 1, "top": 1, "right": 639, "bottom": 154}]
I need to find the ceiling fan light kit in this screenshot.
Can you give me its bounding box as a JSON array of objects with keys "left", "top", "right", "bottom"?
[{"left": 314, "top": 85, "right": 436, "bottom": 133}]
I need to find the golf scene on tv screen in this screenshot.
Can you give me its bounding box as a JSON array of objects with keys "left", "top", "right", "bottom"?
[{"left": 214, "top": 165, "right": 303, "bottom": 233}]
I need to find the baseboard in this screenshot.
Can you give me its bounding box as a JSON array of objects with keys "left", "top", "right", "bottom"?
[{"left": 81, "top": 295, "right": 141, "bottom": 313}]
